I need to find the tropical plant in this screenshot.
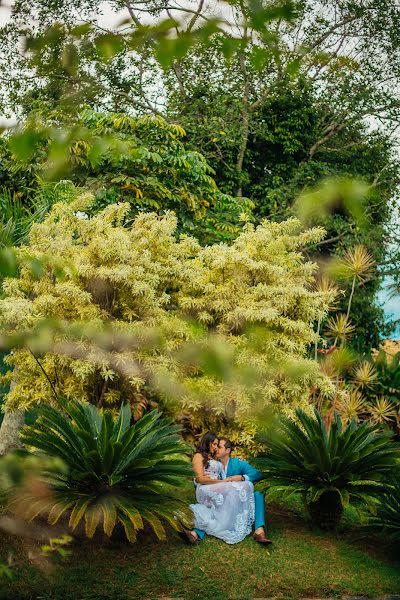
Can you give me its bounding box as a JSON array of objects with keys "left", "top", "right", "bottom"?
[
  {"left": 367, "top": 397, "right": 398, "bottom": 427},
  {"left": 14, "top": 400, "right": 192, "bottom": 542},
  {"left": 368, "top": 477, "right": 400, "bottom": 548},
  {"left": 0, "top": 181, "right": 78, "bottom": 454},
  {"left": 325, "top": 314, "right": 356, "bottom": 347},
  {"left": 313, "top": 275, "right": 339, "bottom": 359},
  {"left": 335, "top": 246, "right": 375, "bottom": 319},
  {"left": 0, "top": 110, "right": 253, "bottom": 245},
  {"left": 0, "top": 183, "right": 70, "bottom": 249},
  {"left": 253, "top": 409, "right": 399, "bottom": 530},
  {"left": 351, "top": 361, "right": 378, "bottom": 391},
  {"left": 336, "top": 389, "right": 367, "bottom": 426}
]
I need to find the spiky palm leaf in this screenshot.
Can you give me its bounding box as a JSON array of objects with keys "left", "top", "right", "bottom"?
[
  {"left": 17, "top": 401, "right": 193, "bottom": 542},
  {"left": 252, "top": 409, "right": 399, "bottom": 530},
  {"left": 339, "top": 245, "right": 375, "bottom": 283},
  {"left": 336, "top": 389, "right": 367, "bottom": 425},
  {"left": 321, "top": 347, "right": 356, "bottom": 379},
  {"left": 313, "top": 275, "right": 340, "bottom": 308},
  {"left": 325, "top": 314, "right": 355, "bottom": 345},
  {"left": 368, "top": 397, "right": 397, "bottom": 426},
  {"left": 352, "top": 361, "right": 378, "bottom": 390},
  {"left": 0, "top": 182, "right": 73, "bottom": 248}
]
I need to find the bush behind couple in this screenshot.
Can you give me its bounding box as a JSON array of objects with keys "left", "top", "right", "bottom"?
[{"left": 180, "top": 431, "right": 272, "bottom": 545}]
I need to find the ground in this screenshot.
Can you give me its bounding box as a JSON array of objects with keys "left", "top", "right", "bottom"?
[{"left": 1, "top": 502, "right": 399, "bottom": 600}]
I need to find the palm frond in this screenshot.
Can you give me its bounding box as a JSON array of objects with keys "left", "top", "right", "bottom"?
[
  {"left": 367, "top": 397, "right": 397, "bottom": 425},
  {"left": 18, "top": 401, "right": 193, "bottom": 542},
  {"left": 352, "top": 361, "right": 378, "bottom": 389},
  {"left": 252, "top": 408, "right": 399, "bottom": 529},
  {"left": 325, "top": 314, "right": 355, "bottom": 344},
  {"left": 339, "top": 245, "right": 375, "bottom": 282},
  {"left": 336, "top": 390, "right": 367, "bottom": 425}
]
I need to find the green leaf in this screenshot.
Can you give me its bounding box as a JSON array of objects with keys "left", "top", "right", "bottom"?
[
  {"left": 154, "top": 35, "right": 193, "bottom": 71},
  {"left": 221, "top": 37, "right": 238, "bottom": 60},
  {"left": 248, "top": 0, "right": 296, "bottom": 30},
  {"left": 0, "top": 247, "right": 18, "bottom": 277},
  {"left": 9, "top": 131, "right": 43, "bottom": 162},
  {"left": 61, "top": 43, "right": 79, "bottom": 75},
  {"left": 95, "top": 34, "right": 125, "bottom": 62}
]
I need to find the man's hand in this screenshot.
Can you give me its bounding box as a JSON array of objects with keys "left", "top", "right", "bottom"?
[{"left": 225, "top": 475, "right": 243, "bottom": 482}]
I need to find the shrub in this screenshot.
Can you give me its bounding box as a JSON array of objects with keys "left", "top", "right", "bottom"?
[
  {"left": 369, "top": 477, "right": 400, "bottom": 548},
  {"left": 15, "top": 401, "right": 192, "bottom": 542},
  {"left": 253, "top": 409, "right": 400, "bottom": 530},
  {"left": 0, "top": 199, "right": 334, "bottom": 450}
]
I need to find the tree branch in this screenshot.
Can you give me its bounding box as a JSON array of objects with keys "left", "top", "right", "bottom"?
[
  {"left": 187, "top": 0, "right": 205, "bottom": 33},
  {"left": 235, "top": 8, "right": 250, "bottom": 197},
  {"left": 28, "top": 349, "right": 59, "bottom": 403},
  {"left": 304, "top": 121, "right": 346, "bottom": 162},
  {"left": 125, "top": 2, "right": 142, "bottom": 27},
  {"left": 308, "top": 230, "right": 350, "bottom": 248},
  {"left": 307, "top": 14, "right": 361, "bottom": 53}
]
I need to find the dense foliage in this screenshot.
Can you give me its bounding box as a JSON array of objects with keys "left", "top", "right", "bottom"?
[
  {"left": 170, "top": 78, "right": 398, "bottom": 349},
  {"left": 0, "top": 1, "right": 398, "bottom": 346},
  {"left": 0, "top": 193, "right": 334, "bottom": 449},
  {"left": 253, "top": 409, "right": 400, "bottom": 529},
  {"left": 0, "top": 111, "right": 252, "bottom": 244}
]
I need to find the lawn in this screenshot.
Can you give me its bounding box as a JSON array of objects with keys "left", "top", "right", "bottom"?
[{"left": 1, "top": 503, "right": 399, "bottom": 600}]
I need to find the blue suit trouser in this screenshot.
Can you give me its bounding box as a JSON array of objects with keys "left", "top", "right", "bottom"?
[{"left": 193, "top": 490, "right": 265, "bottom": 540}]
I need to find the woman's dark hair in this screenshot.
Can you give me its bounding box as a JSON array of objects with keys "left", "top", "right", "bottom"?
[{"left": 196, "top": 431, "right": 218, "bottom": 468}]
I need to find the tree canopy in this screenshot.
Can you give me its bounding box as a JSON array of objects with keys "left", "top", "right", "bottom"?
[
  {"left": 1, "top": 0, "right": 398, "bottom": 348},
  {"left": 0, "top": 110, "right": 252, "bottom": 244}
]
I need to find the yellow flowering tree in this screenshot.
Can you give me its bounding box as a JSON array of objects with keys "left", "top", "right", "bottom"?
[{"left": 0, "top": 193, "right": 334, "bottom": 450}]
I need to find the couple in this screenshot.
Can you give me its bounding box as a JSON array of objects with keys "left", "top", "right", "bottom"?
[{"left": 180, "top": 431, "right": 272, "bottom": 545}]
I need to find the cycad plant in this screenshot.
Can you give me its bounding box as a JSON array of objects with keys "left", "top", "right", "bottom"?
[
  {"left": 16, "top": 400, "right": 192, "bottom": 542},
  {"left": 253, "top": 409, "right": 399, "bottom": 530},
  {"left": 369, "top": 477, "right": 400, "bottom": 547}
]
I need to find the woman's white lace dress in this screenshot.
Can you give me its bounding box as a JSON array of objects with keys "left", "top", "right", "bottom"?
[{"left": 190, "top": 459, "right": 254, "bottom": 544}]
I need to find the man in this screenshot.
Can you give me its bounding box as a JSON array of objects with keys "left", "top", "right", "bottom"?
[{"left": 181, "top": 436, "right": 272, "bottom": 545}]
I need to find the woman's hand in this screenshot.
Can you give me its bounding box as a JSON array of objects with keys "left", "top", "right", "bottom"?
[{"left": 224, "top": 475, "right": 243, "bottom": 482}]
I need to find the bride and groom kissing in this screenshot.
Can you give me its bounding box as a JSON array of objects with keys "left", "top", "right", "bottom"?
[{"left": 180, "top": 431, "right": 272, "bottom": 545}]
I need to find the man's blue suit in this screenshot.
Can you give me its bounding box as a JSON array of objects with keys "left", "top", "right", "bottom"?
[{"left": 193, "top": 457, "right": 265, "bottom": 541}]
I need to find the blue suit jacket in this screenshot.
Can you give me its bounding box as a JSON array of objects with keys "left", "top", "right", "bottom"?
[{"left": 224, "top": 457, "right": 262, "bottom": 483}]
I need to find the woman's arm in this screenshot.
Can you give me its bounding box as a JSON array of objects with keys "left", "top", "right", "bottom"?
[{"left": 192, "top": 454, "right": 230, "bottom": 485}]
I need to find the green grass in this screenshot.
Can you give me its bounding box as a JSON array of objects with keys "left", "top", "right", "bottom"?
[{"left": 1, "top": 503, "right": 399, "bottom": 600}]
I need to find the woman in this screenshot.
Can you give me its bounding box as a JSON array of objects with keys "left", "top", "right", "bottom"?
[{"left": 186, "top": 431, "right": 254, "bottom": 544}]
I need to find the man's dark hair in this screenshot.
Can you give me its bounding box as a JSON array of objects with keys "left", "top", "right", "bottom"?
[{"left": 219, "top": 437, "right": 233, "bottom": 452}]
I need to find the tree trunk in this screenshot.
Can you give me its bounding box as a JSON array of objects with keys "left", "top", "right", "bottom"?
[
  {"left": 346, "top": 275, "right": 356, "bottom": 319},
  {"left": 236, "top": 51, "right": 250, "bottom": 198},
  {"left": 309, "top": 490, "right": 343, "bottom": 530},
  {"left": 0, "top": 376, "right": 24, "bottom": 455}
]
